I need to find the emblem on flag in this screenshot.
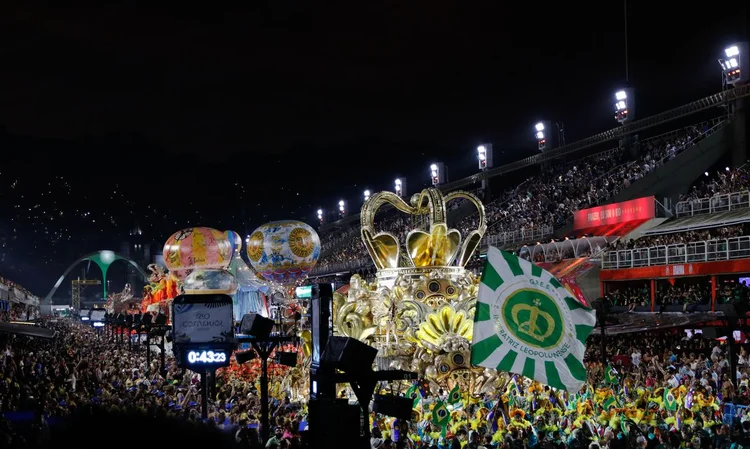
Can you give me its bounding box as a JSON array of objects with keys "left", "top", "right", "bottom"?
[{"left": 470, "top": 248, "right": 596, "bottom": 392}]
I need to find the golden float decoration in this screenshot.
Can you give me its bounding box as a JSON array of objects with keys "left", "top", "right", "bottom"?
[{"left": 330, "top": 187, "right": 498, "bottom": 395}]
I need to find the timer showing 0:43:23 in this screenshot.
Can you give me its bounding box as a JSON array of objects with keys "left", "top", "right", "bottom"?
[{"left": 187, "top": 350, "right": 227, "bottom": 364}]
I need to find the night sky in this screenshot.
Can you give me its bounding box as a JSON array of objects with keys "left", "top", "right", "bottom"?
[{"left": 0, "top": 2, "right": 746, "bottom": 296}]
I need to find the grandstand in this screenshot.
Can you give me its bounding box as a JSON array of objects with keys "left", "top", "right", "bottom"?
[{"left": 311, "top": 83, "right": 750, "bottom": 321}]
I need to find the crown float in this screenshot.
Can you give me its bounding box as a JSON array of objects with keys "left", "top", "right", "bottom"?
[{"left": 360, "top": 188, "right": 487, "bottom": 270}]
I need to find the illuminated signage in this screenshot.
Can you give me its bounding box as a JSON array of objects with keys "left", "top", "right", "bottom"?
[{"left": 295, "top": 285, "right": 312, "bottom": 299}]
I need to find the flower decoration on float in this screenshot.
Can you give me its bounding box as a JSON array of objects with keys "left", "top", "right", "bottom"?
[{"left": 332, "top": 187, "right": 490, "bottom": 395}]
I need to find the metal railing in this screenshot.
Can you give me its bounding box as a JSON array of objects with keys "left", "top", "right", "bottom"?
[
  {"left": 602, "top": 235, "right": 750, "bottom": 269},
  {"left": 676, "top": 190, "right": 750, "bottom": 218},
  {"left": 483, "top": 225, "right": 554, "bottom": 248}
]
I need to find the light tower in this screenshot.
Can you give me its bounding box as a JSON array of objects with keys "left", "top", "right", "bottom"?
[
  {"left": 430, "top": 163, "right": 447, "bottom": 186},
  {"left": 720, "top": 43, "right": 748, "bottom": 87},
  {"left": 363, "top": 189, "right": 371, "bottom": 202},
  {"left": 719, "top": 43, "right": 749, "bottom": 167},
  {"left": 394, "top": 178, "right": 407, "bottom": 197},
  {"left": 477, "top": 144, "right": 493, "bottom": 198},
  {"left": 338, "top": 200, "right": 347, "bottom": 218},
  {"left": 534, "top": 121, "right": 565, "bottom": 152},
  {"left": 317, "top": 209, "right": 324, "bottom": 225},
  {"left": 535, "top": 122, "right": 547, "bottom": 151}
]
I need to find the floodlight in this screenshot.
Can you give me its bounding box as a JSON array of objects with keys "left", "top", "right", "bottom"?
[
  {"left": 394, "top": 178, "right": 405, "bottom": 196},
  {"left": 363, "top": 190, "right": 371, "bottom": 201},
  {"left": 317, "top": 209, "right": 323, "bottom": 215},
  {"left": 535, "top": 122, "right": 544, "bottom": 132},
  {"left": 429, "top": 163, "right": 445, "bottom": 186},
  {"left": 338, "top": 200, "right": 345, "bottom": 207},
  {"left": 614, "top": 89, "right": 632, "bottom": 123},
  {"left": 721, "top": 43, "right": 747, "bottom": 85},
  {"left": 535, "top": 131, "right": 545, "bottom": 140},
  {"left": 477, "top": 144, "right": 493, "bottom": 170}
]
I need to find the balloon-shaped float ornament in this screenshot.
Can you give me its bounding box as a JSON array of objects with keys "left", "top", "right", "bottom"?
[
  {"left": 246, "top": 220, "right": 321, "bottom": 286},
  {"left": 163, "top": 227, "right": 233, "bottom": 280},
  {"left": 225, "top": 230, "right": 243, "bottom": 256}
]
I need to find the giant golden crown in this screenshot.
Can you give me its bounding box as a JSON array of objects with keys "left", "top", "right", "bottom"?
[{"left": 360, "top": 188, "right": 487, "bottom": 270}]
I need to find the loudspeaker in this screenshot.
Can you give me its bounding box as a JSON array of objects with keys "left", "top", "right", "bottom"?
[
  {"left": 154, "top": 313, "right": 167, "bottom": 326},
  {"left": 322, "top": 336, "right": 378, "bottom": 376},
  {"left": 308, "top": 399, "right": 360, "bottom": 449},
  {"left": 240, "top": 313, "right": 274, "bottom": 338},
  {"left": 373, "top": 394, "right": 413, "bottom": 421},
  {"left": 277, "top": 352, "right": 297, "bottom": 367},
  {"left": 235, "top": 350, "right": 257, "bottom": 364},
  {"left": 311, "top": 283, "right": 333, "bottom": 364}
]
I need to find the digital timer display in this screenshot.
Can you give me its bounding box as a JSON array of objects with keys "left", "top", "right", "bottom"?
[{"left": 186, "top": 350, "right": 228, "bottom": 364}]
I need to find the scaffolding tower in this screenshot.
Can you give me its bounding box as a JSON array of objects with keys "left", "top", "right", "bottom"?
[{"left": 71, "top": 278, "right": 101, "bottom": 310}]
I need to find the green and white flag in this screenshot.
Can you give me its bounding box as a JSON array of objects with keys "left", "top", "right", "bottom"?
[{"left": 470, "top": 248, "right": 596, "bottom": 392}]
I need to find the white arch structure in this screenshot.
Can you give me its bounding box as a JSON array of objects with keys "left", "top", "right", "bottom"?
[{"left": 45, "top": 250, "right": 149, "bottom": 303}]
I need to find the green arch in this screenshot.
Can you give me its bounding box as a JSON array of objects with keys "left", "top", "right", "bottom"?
[{"left": 45, "top": 250, "right": 149, "bottom": 303}]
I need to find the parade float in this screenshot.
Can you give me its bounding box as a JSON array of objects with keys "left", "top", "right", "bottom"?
[
  {"left": 140, "top": 264, "right": 180, "bottom": 317},
  {"left": 104, "top": 283, "right": 140, "bottom": 314},
  {"left": 157, "top": 223, "right": 320, "bottom": 402},
  {"left": 245, "top": 220, "right": 321, "bottom": 323},
  {"left": 331, "top": 188, "right": 505, "bottom": 396}
]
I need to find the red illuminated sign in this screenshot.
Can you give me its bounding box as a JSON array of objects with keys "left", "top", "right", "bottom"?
[{"left": 573, "top": 196, "right": 655, "bottom": 230}]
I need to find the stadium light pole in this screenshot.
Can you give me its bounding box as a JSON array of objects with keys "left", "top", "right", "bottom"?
[
  {"left": 535, "top": 122, "right": 546, "bottom": 151},
  {"left": 394, "top": 178, "right": 405, "bottom": 197},
  {"left": 363, "top": 189, "right": 371, "bottom": 202},
  {"left": 718, "top": 43, "right": 748, "bottom": 165},
  {"left": 477, "top": 144, "right": 493, "bottom": 199},
  {"left": 317, "top": 209, "right": 324, "bottom": 225},
  {"left": 338, "top": 200, "right": 346, "bottom": 218}
]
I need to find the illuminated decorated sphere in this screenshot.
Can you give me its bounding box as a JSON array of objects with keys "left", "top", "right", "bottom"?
[
  {"left": 184, "top": 269, "right": 238, "bottom": 295},
  {"left": 225, "top": 230, "right": 243, "bottom": 256},
  {"left": 246, "top": 220, "right": 321, "bottom": 286},
  {"left": 163, "top": 227, "right": 233, "bottom": 280}
]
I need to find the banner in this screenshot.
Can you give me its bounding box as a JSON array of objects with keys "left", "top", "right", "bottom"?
[
  {"left": 471, "top": 248, "right": 596, "bottom": 392},
  {"left": 573, "top": 196, "right": 655, "bottom": 230},
  {"left": 172, "top": 296, "right": 234, "bottom": 344}
]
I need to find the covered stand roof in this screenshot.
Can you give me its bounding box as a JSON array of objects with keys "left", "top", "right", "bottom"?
[{"left": 0, "top": 322, "right": 56, "bottom": 339}]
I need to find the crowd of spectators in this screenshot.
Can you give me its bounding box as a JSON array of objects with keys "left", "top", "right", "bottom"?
[
  {"left": 0, "top": 320, "right": 305, "bottom": 448},
  {"left": 3, "top": 318, "right": 750, "bottom": 449},
  {"left": 608, "top": 225, "right": 746, "bottom": 253},
  {"left": 312, "top": 122, "right": 717, "bottom": 275},
  {"left": 0, "top": 275, "right": 35, "bottom": 300},
  {"left": 680, "top": 166, "right": 750, "bottom": 203},
  {"left": 0, "top": 303, "right": 37, "bottom": 323},
  {"left": 604, "top": 279, "right": 750, "bottom": 309}
]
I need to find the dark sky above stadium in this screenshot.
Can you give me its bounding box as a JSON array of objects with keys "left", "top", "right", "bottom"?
[{"left": 0, "top": 2, "right": 747, "bottom": 294}]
